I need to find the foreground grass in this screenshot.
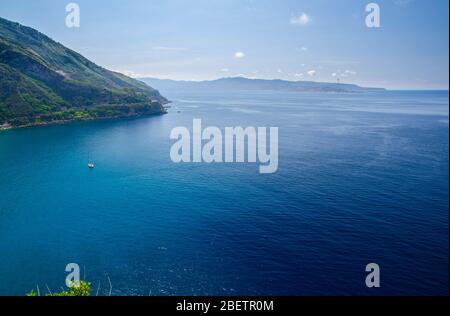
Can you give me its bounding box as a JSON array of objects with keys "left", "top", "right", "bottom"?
[{"left": 27, "top": 281, "right": 91, "bottom": 296}]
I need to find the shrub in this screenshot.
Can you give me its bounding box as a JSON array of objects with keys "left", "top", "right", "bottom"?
[{"left": 26, "top": 281, "right": 91, "bottom": 296}]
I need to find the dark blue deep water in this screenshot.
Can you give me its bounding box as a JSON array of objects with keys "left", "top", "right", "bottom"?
[{"left": 0, "top": 90, "right": 448, "bottom": 295}]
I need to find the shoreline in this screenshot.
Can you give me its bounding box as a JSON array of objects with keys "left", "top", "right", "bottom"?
[{"left": 0, "top": 110, "right": 168, "bottom": 132}]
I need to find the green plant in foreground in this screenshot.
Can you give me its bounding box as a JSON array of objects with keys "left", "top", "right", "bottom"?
[{"left": 26, "top": 281, "right": 91, "bottom": 296}]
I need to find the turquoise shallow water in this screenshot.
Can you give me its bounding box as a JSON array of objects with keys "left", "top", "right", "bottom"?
[{"left": 0, "top": 90, "right": 448, "bottom": 295}]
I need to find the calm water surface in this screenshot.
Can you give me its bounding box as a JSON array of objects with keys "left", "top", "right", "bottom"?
[{"left": 0, "top": 90, "right": 448, "bottom": 295}]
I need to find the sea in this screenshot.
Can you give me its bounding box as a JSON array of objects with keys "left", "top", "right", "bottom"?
[{"left": 0, "top": 90, "right": 448, "bottom": 296}]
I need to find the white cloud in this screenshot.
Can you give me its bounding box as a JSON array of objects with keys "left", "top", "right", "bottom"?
[
  {"left": 220, "top": 68, "right": 230, "bottom": 72},
  {"left": 290, "top": 13, "right": 311, "bottom": 26},
  {"left": 300, "top": 46, "right": 308, "bottom": 52},
  {"left": 277, "top": 69, "right": 283, "bottom": 73},
  {"left": 119, "top": 70, "right": 139, "bottom": 77},
  {"left": 234, "top": 51, "right": 245, "bottom": 59},
  {"left": 333, "top": 70, "right": 357, "bottom": 78},
  {"left": 114, "top": 69, "right": 153, "bottom": 78},
  {"left": 307, "top": 70, "right": 317, "bottom": 76},
  {"left": 331, "top": 70, "right": 356, "bottom": 78},
  {"left": 294, "top": 73, "right": 304, "bottom": 78}
]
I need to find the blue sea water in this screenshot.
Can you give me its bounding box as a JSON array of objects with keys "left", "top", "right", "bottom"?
[{"left": 0, "top": 90, "right": 448, "bottom": 296}]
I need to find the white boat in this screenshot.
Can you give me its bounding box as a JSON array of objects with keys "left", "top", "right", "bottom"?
[{"left": 88, "top": 162, "right": 95, "bottom": 169}]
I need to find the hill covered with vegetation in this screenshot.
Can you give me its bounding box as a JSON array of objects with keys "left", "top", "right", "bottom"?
[
  {"left": 0, "top": 17, "right": 168, "bottom": 128},
  {"left": 141, "top": 77, "right": 386, "bottom": 94}
]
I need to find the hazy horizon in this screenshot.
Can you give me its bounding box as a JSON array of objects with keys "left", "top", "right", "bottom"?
[{"left": 136, "top": 75, "right": 450, "bottom": 91}]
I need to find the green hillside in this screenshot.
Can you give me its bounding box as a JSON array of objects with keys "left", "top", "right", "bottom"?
[{"left": 0, "top": 17, "right": 167, "bottom": 128}]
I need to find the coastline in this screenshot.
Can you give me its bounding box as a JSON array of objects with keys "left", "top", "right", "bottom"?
[
  {"left": 0, "top": 110, "right": 168, "bottom": 132},
  {"left": 0, "top": 123, "right": 12, "bottom": 131}
]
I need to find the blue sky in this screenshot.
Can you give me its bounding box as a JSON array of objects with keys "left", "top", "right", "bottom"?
[{"left": 0, "top": 0, "right": 448, "bottom": 89}]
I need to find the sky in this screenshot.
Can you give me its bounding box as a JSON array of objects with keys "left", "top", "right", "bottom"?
[{"left": 0, "top": 0, "right": 448, "bottom": 89}]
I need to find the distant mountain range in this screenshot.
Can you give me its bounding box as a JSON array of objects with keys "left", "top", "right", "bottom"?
[
  {"left": 0, "top": 17, "right": 167, "bottom": 128},
  {"left": 140, "top": 77, "right": 386, "bottom": 94}
]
